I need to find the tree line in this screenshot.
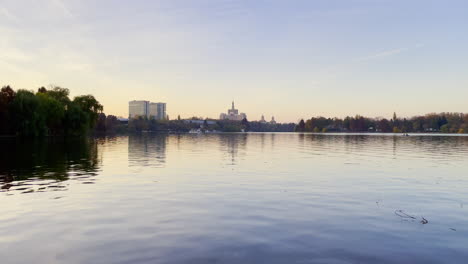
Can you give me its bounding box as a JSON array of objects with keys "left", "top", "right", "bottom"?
[
  {"left": 295, "top": 112, "right": 468, "bottom": 133},
  {"left": 0, "top": 85, "right": 103, "bottom": 136},
  {"left": 124, "top": 117, "right": 296, "bottom": 133}
]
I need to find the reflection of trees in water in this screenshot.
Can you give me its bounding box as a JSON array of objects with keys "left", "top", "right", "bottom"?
[
  {"left": 0, "top": 137, "right": 100, "bottom": 194},
  {"left": 300, "top": 134, "right": 468, "bottom": 161},
  {"left": 128, "top": 134, "right": 167, "bottom": 168},
  {"left": 218, "top": 134, "right": 247, "bottom": 165}
]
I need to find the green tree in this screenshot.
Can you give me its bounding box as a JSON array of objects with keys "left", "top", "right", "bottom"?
[
  {"left": 10, "top": 90, "right": 46, "bottom": 136},
  {"left": 64, "top": 104, "right": 89, "bottom": 136},
  {"left": 46, "top": 86, "right": 71, "bottom": 106},
  {"left": 0, "top": 85, "right": 16, "bottom": 134},
  {"left": 73, "top": 95, "right": 103, "bottom": 129},
  {"left": 440, "top": 124, "right": 449, "bottom": 133},
  {"left": 36, "top": 93, "right": 65, "bottom": 135}
]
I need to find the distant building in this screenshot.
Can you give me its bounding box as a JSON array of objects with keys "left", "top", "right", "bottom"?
[
  {"left": 129, "top": 100, "right": 167, "bottom": 120},
  {"left": 117, "top": 117, "right": 129, "bottom": 124},
  {"left": 260, "top": 115, "right": 267, "bottom": 124},
  {"left": 149, "top": 102, "right": 167, "bottom": 120},
  {"left": 219, "top": 101, "right": 247, "bottom": 121},
  {"left": 270, "top": 116, "right": 276, "bottom": 124},
  {"left": 129, "top": 100, "right": 149, "bottom": 118},
  {"left": 183, "top": 119, "right": 216, "bottom": 125}
]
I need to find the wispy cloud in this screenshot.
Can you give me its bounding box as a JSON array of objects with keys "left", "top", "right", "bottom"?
[
  {"left": 357, "top": 47, "right": 408, "bottom": 62},
  {"left": 356, "top": 44, "right": 424, "bottom": 62}
]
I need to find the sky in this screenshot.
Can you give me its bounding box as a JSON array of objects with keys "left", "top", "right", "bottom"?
[{"left": 1, "top": 0, "right": 467, "bottom": 122}]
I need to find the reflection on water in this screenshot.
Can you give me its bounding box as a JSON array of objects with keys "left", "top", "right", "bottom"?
[
  {"left": 0, "top": 138, "right": 100, "bottom": 195},
  {"left": 1, "top": 133, "right": 468, "bottom": 264},
  {"left": 128, "top": 135, "right": 167, "bottom": 168},
  {"left": 218, "top": 133, "right": 248, "bottom": 165}
]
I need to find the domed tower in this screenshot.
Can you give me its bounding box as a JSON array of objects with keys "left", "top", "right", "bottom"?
[{"left": 270, "top": 116, "right": 276, "bottom": 124}]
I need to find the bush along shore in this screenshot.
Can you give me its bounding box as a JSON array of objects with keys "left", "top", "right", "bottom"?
[{"left": 295, "top": 112, "right": 468, "bottom": 134}]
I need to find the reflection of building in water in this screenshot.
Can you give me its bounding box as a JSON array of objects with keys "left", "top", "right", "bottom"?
[
  {"left": 219, "top": 101, "right": 247, "bottom": 121},
  {"left": 218, "top": 134, "right": 248, "bottom": 165},
  {"left": 128, "top": 135, "right": 167, "bottom": 168}
]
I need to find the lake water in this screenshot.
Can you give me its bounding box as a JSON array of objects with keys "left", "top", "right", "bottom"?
[{"left": 1, "top": 133, "right": 468, "bottom": 264}]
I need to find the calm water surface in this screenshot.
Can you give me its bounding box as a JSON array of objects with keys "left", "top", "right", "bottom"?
[{"left": 1, "top": 133, "right": 468, "bottom": 263}]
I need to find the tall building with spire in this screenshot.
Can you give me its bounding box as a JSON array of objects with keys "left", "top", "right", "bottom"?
[{"left": 219, "top": 101, "right": 247, "bottom": 121}]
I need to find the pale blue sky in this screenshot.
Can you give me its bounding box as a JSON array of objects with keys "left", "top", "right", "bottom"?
[{"left": 1, "top": 0, "right": 467, "bottom": 122}]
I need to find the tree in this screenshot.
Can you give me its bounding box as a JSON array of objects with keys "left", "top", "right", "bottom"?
[
  {"left": 295, "top": 119, "right": 306, "bottom": 132},
  {"left": 46, "top": 86, "right": 71, "bottom": 105},
  {"left": 37, "top": 87, "right": 47, "bottom": 93},
  {"left": 73, "top": 95, "right": 103, "bottom": 129},
  {"left": 95, "top": 113, "right": 107, "bottom": 132},
  {"left": 378, "top": 119, "right": 392, "bottom": 132},
  {"left": 10, "top": 90, "right": 46, "bottom": 136},
  {"left": 1, "top": 85, "right": 106, "bottom": 136},
  {"left": 241, "top": 117, "right": 250, "bottom": 131},
  {"left": 0, "top": 85, "right": 16, "bottom": 134},
  {"left": 64, "top": 103, "right": 89, "bottom": 136},
  {"left": 36, "top": 93, "right": 65, "bottom": 135},
  {"left": 440, "top": 124, "right": 449, "bottom": 133},
  {"left": 105, "top": 115, "right": 120, "bottom": 133}
]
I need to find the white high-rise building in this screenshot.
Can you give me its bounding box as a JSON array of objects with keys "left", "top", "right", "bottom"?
[
  {"left": 129, "top": 100, "right": 167, "bottom": 120},
  {"left": 129, "top": 100, "right": 149, "bottom": 118},
  {"left": 149, "top": 102, "right": 167, "bottom": 120}
]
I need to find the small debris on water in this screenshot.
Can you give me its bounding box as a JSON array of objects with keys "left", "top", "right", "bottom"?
[
  {"left": 395, "top": 210, "right": 429, "bottom": 225},
  {"left": 449, "top": 228, "right": 457, "bottom": 231},
  {"left": 394, "top": 210, "right": 416, "bottom": 219}
]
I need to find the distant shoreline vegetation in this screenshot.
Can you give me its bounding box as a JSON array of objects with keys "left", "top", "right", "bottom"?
[
  {"left": 295, "top": 113, "right": 467, "bottom": 134},
  {"left": 3, "top": 85, "right": 467, "bottom": 136},
  {"left": 0, "top": 85, "right": 103, "bottom": 137},
  {"left": 124, "top": 117, "right": 296, "bottom": 133}
]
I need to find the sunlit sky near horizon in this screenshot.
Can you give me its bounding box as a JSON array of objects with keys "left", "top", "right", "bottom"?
[{"left": 1, "top": 0, "right": 467, "bottom": 122}]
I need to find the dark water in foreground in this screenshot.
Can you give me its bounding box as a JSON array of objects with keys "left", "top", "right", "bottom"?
[{"left": 1, "top": 133, "right": 468, "bottom": 264}]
